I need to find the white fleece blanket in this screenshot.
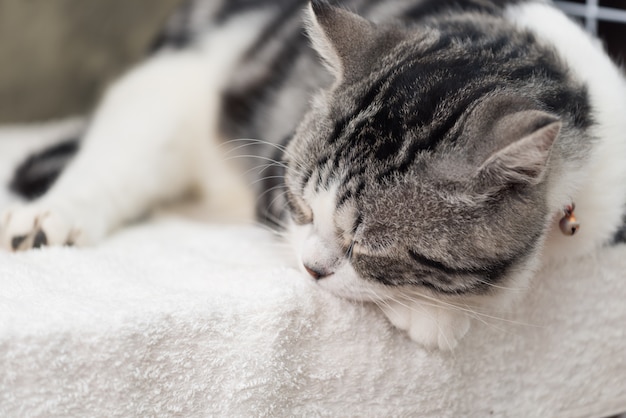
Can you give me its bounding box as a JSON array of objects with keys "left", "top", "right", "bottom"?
[{"left": 0, "top": 121, "right": 625, "bottom": 417}]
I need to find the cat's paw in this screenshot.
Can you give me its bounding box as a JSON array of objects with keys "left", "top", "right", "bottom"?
[
  {"left": 381, "top": 300, "right": 471, "bottom": 351},
  {"left": 1, "top": 206, "right": 82, "bottom": 251}
]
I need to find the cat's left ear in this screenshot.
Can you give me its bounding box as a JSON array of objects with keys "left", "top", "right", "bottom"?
[{"left": 306, "top": 1, "right": 394, "bottom": 81}]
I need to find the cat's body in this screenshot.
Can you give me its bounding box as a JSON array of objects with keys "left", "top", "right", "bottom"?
[{"left": 3, "top": 0, "right": 626, "bottom": 350}]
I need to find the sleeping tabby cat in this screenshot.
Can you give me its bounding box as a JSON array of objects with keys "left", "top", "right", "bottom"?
[{"left": 3, "top": 0, "right": 626, "bottom": 350}]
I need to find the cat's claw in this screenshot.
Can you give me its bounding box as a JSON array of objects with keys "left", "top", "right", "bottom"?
[
  {"left": 381, "top": 300, "right": 471, "bottom": 351},
  {"left": 1, "top": 206, "right": 81, "bottom": 251}
]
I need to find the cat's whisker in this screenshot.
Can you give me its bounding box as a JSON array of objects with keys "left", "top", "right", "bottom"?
[
  {"left": 256, "top": 212, "right": 290, "bottom": 233},
  {"left": 387, "top": 289, "right": 468, "bottom": 315},
  {"left": 254, "top": 183, "right": 288, "bottom": 206},
  {"left": 222, "top": 154, "right": 289, "bottom": 170},
  {"left": 250, "top": 175, "right": 286, "bottom": 187},
  {"left": 351, "top": 284, "right": 384, "bottom": 313},
  {"left": 254, "top": 163, "right": 281, "bottom": 178},
  {"left": 257, "top": 190, "right": 290, "bottom": 218},
  {"left": 221, "top": 137, "right": 290, "bottom": 156},
  {"left": 240, "top": 162, "right": 286, "bottom": 181},
  {"left": 379, "top": 293, "right": 458, "bottom": 353},
  {"left": 365, "top": 289, "right": 436, "bottom": 319},
  {"left": 340, "top": 239, "right": 354, "bottom": 260},
  {"left": 366, "top": 290, "right": 403, "bottom": 320},
  {"left": 224, "top": 145, "right": 301, "bottom": 174},
  {"left": 222, "top": 137, "right": 287, "bottom": 149},
  {"left": 254, "top": 205, "right": 290, "bottom": 231},
  {"left": 454, "top": 301, "right": 511, "bottom": 335},
  {"left": 263, "top": 184, "right": 289, "bottom": 201},
  {"left": 469, "top": 266, "right": 532, "bottom": 293},
  {"left": 472, "top": 278, "right": 530, "bottom": 293},
  {"left": 381, "top": 292, "right": 469, "bottom": 326},
  {"left": 413, "top": 301, "right": 457, "bottom": 353},
  {"left": 400, "top": 289, "right": 543, "bottom": 328},
  {"left": 221, "top": 138, "right": 310, "bottom": 174},
  {"left": 385, "top": 292, "right": 449, "bottom": 316},
  {"left": 256, "top": 213, "right": 289, "bottom": 233}
]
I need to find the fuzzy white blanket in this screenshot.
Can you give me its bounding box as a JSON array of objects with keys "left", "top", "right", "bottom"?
[{"left": 1, "top": 121, "right": 625, "bottom": 417}]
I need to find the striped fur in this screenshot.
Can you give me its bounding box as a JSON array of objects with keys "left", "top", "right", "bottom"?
[
  {"left": 6, "top": 0, "right": 626, "bottom": 349},
  {"left": 185, "top": 0, "right": 597, "bottom": 295}
]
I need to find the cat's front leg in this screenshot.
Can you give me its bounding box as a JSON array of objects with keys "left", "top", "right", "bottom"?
[
  {"left": 381, "top": 299, "right": 471, "bottom": 351},
  {"left": 1, "top": 50, "right": 219, "bottom": 251}
]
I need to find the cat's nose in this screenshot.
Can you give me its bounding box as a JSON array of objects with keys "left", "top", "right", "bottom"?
[{"left": 303, "top": 264, "right": 332, "bottom": 280}]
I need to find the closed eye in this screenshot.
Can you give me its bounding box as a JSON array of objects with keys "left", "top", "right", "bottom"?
[
  {"left": 335, "top": 210, "right": 362, "bottom": 252},
  {"left": 349, "top": 241, "right": 369, "bottom": 256},
  {"left": 286, "top": 190, "right": 313, "bottom": 225},
  {"left": 339, "top": 239, "right": 356, "bottom": 260}
]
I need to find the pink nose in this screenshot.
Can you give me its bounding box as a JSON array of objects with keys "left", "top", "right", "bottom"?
[{"left": 304, "top": 264, "right": 332, "bottom": 280}]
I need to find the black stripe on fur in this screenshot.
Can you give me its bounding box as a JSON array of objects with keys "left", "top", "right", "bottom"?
[{"left": 9, "top": 139, "right": 79, "bottom": 200}]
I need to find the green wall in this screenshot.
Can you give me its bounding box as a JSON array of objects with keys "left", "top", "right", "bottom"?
[{"left": 0, "top": 0, "right": 183, "bottom": 123}]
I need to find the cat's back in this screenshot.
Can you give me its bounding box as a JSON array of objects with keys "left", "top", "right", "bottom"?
[
  {"left": 167, "top": 1, "right": 545, "bottom": 142},
  {"left": 161, "top": 0, "right": 626, "bottom": 245},
  {"left": 503, "top": 2, "right": 626, "bottom": 258}
]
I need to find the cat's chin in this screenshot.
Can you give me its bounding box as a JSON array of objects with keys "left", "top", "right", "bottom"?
[
  {"left": 315, "top": 262, "right": 393, "bottom": 302},
  {"left": 315, "top": 265, "right": 471, "bottom": 351}
]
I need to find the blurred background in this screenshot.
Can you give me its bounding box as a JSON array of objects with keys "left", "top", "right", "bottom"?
[
  {"left": 0, "top": 0, "right": 183, "bottom": 124},
  {"left": 555, "top": 0, "right": 626, "bottom": 61},
  {"left": 0, "top": 0, "right": 624, "bottom": 124}
]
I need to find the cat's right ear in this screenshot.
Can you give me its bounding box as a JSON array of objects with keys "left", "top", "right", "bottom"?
[
  {"left": 306, "top": 1, "right": 384, "bottom": 81},
  {"left": 474, "top": 111, "right": 561, "bottom": 189},
  {"left": 460, "top": 95, "right": 562, "bottom": 192}
]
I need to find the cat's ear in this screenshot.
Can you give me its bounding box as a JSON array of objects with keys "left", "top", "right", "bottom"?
[
  {"left": 306, "top": 1, "right": 378, "bottom": 81},
  {"left": 475, "top": 110, "right": 561, "bottom": 187}
]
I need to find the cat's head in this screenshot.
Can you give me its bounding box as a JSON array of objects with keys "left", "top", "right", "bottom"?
[{"left": 284, "top": 2, "right": 563, "bottom": 301}]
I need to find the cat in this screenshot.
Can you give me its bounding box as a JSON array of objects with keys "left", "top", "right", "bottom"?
[{"left": 2, "top": 0, "right": 626, "bottom": 350}]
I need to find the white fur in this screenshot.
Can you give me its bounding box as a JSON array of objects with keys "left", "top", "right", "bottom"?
[
  {"left": 1, "top": 13, "right": 267, "bottom": 249},
  {"left": 293, "top": 184, "right": 473, "bottom": 350},
  {"left": 292, "top": 3, "right": 626, "bottom": 350},
  {"left": 382, "top": 300, "right": 471, "bottom": 351},
  {"left": 505, "top": 3, "right": 626, "bottom": 261},
  {"left": 297, "top": 185, "right": 346, "bottom": 279},
  {"left": 4, "top": 2, "right": 625, "bottom": 351},
  {"left": 294, "top": 184, "right": 386, "bottom": 298}
]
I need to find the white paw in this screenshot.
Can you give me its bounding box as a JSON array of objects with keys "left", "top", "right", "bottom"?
[
  {"left": 1, "top": 206, "right": 82, "bottom": 251},
  {"left": 381, "top": 299, "right": 471, "bottom": 351}
]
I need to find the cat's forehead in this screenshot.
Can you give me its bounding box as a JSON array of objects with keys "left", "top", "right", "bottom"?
[
  {"left": 302, "top": 181, "right": 358, "bottom": 236},
  {"left": 363, "top": 178, "right": 474, "bottom": 225},
  {"left": 306, "top": 163, "right": 467, "bottom": 222}
]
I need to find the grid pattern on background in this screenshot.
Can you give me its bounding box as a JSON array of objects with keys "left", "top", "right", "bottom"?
[
  {"left": 554, "top": 0, "right": 626, "bottom": 62},
  {"left": 555, "top": 0, "right": 626, "bottom": 33}
]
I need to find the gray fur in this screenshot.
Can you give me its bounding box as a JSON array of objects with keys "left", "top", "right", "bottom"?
[{"left": 180, "top": 0, "right": 595, "bottom": 294}]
